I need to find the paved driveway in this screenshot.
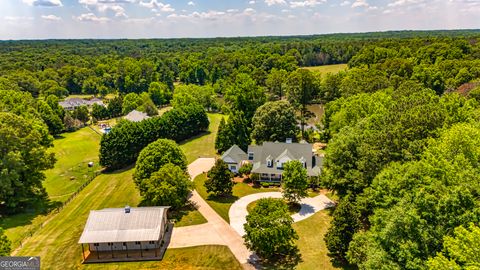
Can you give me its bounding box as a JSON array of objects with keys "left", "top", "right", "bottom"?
[
  {"left": 170, "top": 157, "right": 257, "bottom": 268},
  {"left": 229, "top": 192, "right": 335, "bottom": 236}
]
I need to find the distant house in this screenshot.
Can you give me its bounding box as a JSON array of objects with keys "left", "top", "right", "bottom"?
[
  {"left": 79, "top": 206, "right": 170, "bottom": 263},
  {"left": 124, "top": 110, "right": 150, "bottom": 122},
  {"left": 221, "top": 145, "right": 247, "bottom": 173},
  {"left": 222, "top": 139, "right": 323, "bottom": 182},
  {"left": 59, "top": 97, "right": 105, "bottom": 111}
]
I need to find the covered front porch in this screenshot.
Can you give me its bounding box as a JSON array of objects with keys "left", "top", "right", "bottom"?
[
  {"left": 81, "top": 245, "right": 164, "bottom": 263},
  {"left": 258, "top": 173, "right": 282, "bottom": 182}
]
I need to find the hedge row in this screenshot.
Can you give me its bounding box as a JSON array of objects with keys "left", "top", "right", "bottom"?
[{"left": 99, "top": 104, "right": 209, "bottom": 170}]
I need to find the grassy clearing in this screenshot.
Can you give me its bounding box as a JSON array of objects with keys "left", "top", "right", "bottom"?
[
  {"left": 170, "top": 204, "right": 207, "bottom": 227},
  {"left": 293, "top": 210, "right": 353, "bottom": 270},
  {"left": 180, "top": 113, "right": 223, "bottom": 164},
  {"left": 246, "top": 199, "right": 301, "bottom": 215},
  {"left": 44, "top": 127, "right": 101, "bottom": 202},
  {"left": 83, "top": 245, "right": 242, "bottom": 270},
  {"left": 194, "top": 174, "right": 280, "bottom": 222},
  {"left": 2, "top": 127, "right": 101, "bottom": 247},
  {"left": 301, "top": 64, "right": 348, "bottom": 75}
]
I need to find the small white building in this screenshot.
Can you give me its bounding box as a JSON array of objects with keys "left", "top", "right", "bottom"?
[{"left": 78, "top": 206, "right": 169, "bottom": 262}]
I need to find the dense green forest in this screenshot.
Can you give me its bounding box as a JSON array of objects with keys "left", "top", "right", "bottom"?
[{"left": 1, "top": 30, "right": 480, "bottom": 266}]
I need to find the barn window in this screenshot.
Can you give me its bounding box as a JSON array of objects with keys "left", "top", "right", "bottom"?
[
  {"left": 149, "top": 241, "right": 155, "bottom": 244},
  {"left": 93, "top": 243, "right": 99, "bottom": 247},
  {"left": 135, "top": 241, "right": 141, "bottom": 245}
]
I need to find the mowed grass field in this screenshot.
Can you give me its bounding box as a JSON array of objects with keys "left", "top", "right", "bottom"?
[
  {"left": 44, "top": 127, "right": 101, "bottom": 202},
  {"left": 294, "top": 210, "right": 348, "bottom": 270},
  {"left": 2, "top": 127, "right": 101, "bottom": 248},
  {"left": 180, "top": 113, "right": 223, "bottom": 164},
  {"left": 301, "top": 63, "right": 348, "bottom": 75}
]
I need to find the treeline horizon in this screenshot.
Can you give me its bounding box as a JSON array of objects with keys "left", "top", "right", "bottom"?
[{"left": 1, "top": 28, "right": 479, "bottom": 42}]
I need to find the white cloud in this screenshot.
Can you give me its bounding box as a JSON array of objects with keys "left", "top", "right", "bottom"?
[
  {"left": 340, "top": 1, "right": 351, "bottom": 6},
  {"left": 98, "top": 4, "right": 127, "bottom": 17},
  {"left": 388, "top": 0, "right": 423, "bottom": 7},
  {"left": 75, "top": 13, "right": 111, "bottom": 22},
  {"left": 139, "top": 0, "right": 175, "bottom": 12},
  {"left": 243, "top": 8, "right": 256, "bottom": 15},
  {"left": 351, "top": 0, "right": 369, "bottom": 8},
  {"left": 41, "top": 14, "right": 62, "bottom": 20},
  {"left": 227, "top": 9, "right": 240, "bottom": 13},
  {"left": 23, "top": 0, "right": 63, "bottom": 7},
  {"left": 4, "top": 16, "right": 34, "bottom": 21},
  {"left": 290, "top": 0, "right": 326, "bottom": 8},
  {"left": 188, "top": 1, "right": 195, "bottom": 6},
  {"left": 249, "top": 0, "right": 256, "bottom": 4},
  {"left": 265, "top": 0, "right": 286, "bottom": 6}
]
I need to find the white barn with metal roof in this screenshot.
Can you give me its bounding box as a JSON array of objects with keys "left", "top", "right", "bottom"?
[{"left": 78, "top": 206, "right": 169, "bottom": 261}]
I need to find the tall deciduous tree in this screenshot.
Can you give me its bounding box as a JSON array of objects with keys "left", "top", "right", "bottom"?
[
  {"left": 107, "top": 95, "right": 123, "bottom": 117},
  {"left": 214, "top": 111, "right": 250, "bottom": 153},
  {"left": 325, "top": 195, "right": 361, "bottom": 262},
  {"left": 243, "top": 198, "right": 299, "bottom": 260},
  {"left": 428, "top": 224, "right": 480, "bottom": 270},
  {"left": 205, "top": 159, "right": 234, "bottom": 196},
  {"left": 0, "top": 112, "right": 55, "bottom": 213},
  {"left": 134, "top": 139, "right": 187, "bottom": 192},
  {"left": 285, "top": 69, "right": 319, "bottom": 137},
  {"left": 142, "top": 163, "right": 192, "bottom": 209},
  {"left": 251, "top": 100, "right": 298, "bottom": 144},
  {"left": 265, "top": 68, "right": 288, "bottom": 100},
  {"left": 225, "top": 73, "right": 266, "bottom": 123},
  {"left": 281, "top": 160, "right": 308, "bottom": 203},
  {"left": 122, "top": 92, "right": 143, "bottom": 115}
]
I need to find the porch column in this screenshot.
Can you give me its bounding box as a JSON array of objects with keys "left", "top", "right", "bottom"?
[
  {"left": 81, "top": 244, "right": 85, "bottom": 260},
  {"left": 110, "top": 244, "right": 114, "bottom": 258},
  {"left": 125, "top": 243, "right": 129, "bottom": 258},
  {"left": 140, "top": 242, "right": 143, "bottom": 257},
  {"left": 95, "top": 245, "right": 99, "bottom": 259}
]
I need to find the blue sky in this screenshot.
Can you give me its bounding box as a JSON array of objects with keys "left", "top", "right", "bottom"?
[{"left": 1, "top": 0, "right": 479, "bottom": 39}]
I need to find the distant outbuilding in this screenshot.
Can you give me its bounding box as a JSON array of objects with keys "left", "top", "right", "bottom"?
[{"left": 123, "top": 110, "right": 150, "bottom": 122}]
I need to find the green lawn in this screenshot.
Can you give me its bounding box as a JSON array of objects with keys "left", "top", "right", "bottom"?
[
  {"left": 83, "top": 246, "right": 242, "bottom": 270},
  {"left": 2, "top": 127, "right": 101, "bottom": 248},
  {"left": 294, "top": 210, "right": 353, "bottom": 270},
  {"left": 44, "top": 127, "right": 101, "bottom": 202},
  {"left": 247, "top": 199, "right": 300, "bottom": 215},
  {"left": 180, "top": 113, "right": 223, "bottom": 164},
  {"left": 301, "top": 64, "right": 348, "bottom": 75},
  {"left": 170, "top": 204, "right": 208, "bottom": 227},
  {"left": 194, "top": 174, "right": 280, "bottom": 222}
]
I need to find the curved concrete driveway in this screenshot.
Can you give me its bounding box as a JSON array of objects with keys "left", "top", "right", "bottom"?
[
  {"left": 229, "top": 192, "right": 335, "bottom": 236},
  {"left": 170, "top": 157, "right": 257, "bottom": 268}
]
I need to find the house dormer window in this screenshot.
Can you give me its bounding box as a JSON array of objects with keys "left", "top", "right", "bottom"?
[
  {"left": 266, "top": 156, "right": 273, "bottom": 167},
  {"left": 248, "top": 152, "right": 254, "bottom": 160}
]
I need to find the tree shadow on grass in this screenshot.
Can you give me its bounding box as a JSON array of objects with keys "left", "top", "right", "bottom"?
[
  {"left": 167, "top": 202, "right": 199, "bottom": 222},
  {"left": 206, "top": 194, "right": 239, "bottom": 204},
  {"left": 257, "top": 247, "right": 303, "bottom": 270},
  {"left": 178, "top": 131, "right": 212, "bottom": 146}
]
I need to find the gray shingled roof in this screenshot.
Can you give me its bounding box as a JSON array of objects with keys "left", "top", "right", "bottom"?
[
  {"left": 248, "top": 142, "right": 322, "bottom": 176},
  {"left": 221, "top": 145, "right": 247, "bottom": 164},
  {"left": 124, "top": 110, "right": 150, "bottom": 122},
  {"left": 78, "top": 207, "right": 168, "bottom": 244}
]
